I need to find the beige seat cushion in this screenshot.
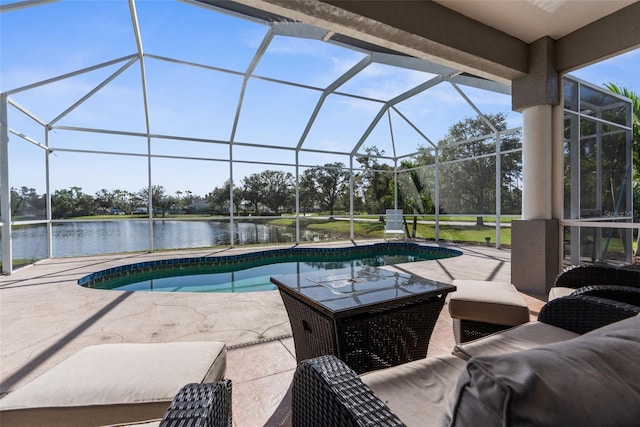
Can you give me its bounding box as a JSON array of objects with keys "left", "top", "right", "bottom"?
[
  {"left": 0, "top": 342, "right": 226, "bottom": 427},
  {"left": 452, "top": 320, "right": 579, "bottom": 360},
  {"left": 446, "top": 315, "right": 640, "bottom": 426},
  {"left": 362, "top": 354, "right": 466, "bottom": 427},
  {"left": 448, "top": 280, "right": 530, "bottom": 326},
  {"left": 547, "top": 286, "right": 574, "bottom": 301}
]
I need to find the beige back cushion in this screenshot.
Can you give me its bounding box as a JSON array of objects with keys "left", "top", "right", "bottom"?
[
  {"left": 453, "top": 321, "right": 579, "bottom": 360},
  {"left": 362, "top": 354, "right": 466, "bottom": 427}
]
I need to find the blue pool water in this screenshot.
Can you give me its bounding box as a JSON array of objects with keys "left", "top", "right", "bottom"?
[{"left": 78, "top": 243, "right": 462, "bottom": 293}]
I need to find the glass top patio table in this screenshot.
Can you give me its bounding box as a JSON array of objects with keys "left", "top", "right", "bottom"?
[
  {"left": 272, "top": 266, "right": 455, "bottom": 318},
  {"left": 271, "top": 266, "right": 456, "bottom": 373}
]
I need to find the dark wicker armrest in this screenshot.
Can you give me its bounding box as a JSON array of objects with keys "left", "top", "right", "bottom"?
[
  {"left": 160, "top": 380, "right": 232, "bottom": 427},
  {"left": 554, "top": 265, "right": 640, "bottom": 289},
  {"left": 569, "top": 285, "right": 640, "bottom": 306},
  {"left": 292, "top": 355, "right": 405, "bottom": 427},
  {"left": 539, "top": 295, "right": 640, "bottom": 335}
]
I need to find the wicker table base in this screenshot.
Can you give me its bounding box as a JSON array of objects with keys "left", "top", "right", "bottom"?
[{"left": 272, "top": 267, "right": 455, "bottom": 374}]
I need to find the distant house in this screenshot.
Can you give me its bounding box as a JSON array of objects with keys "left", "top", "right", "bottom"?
[{"left": 187, "top": 200, "right": 210, "bottom": 212}]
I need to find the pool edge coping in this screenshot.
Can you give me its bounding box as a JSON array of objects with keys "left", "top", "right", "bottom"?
[{"left": 77, "top": 242, "right": 463, "bottom": 288}]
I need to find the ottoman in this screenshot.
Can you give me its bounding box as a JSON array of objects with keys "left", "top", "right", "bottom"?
[
  {"left": 0, "top": 341, "right": 227, "bottom": 427},
  {"left": 448, "top": 280, "right": 530, "bottom": 343}
]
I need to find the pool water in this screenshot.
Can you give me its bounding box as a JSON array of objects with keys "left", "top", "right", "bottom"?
[{"left": 79, "top": 243, "right": 462, "bottom": 293}]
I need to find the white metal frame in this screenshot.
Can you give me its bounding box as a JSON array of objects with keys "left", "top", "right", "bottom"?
[
  {"left": 1, "top": 0, "right": 523, "bottom": 274},
  {"left": 561, "top": 76, "right": 635, "bottom": 266}
]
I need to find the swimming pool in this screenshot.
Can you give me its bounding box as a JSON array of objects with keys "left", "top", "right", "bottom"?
[{"left": 78, "top": 242, "right": 462, "bottom": 293}]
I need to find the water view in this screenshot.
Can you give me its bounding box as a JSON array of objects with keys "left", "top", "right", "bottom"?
[{"left": 3, "top": 220, "right": 321, "bottom": 260}]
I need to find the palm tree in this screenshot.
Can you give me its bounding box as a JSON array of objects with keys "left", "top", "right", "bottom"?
[
  {"left": 605, "top": 83, "right": 639, "bottom": 256},
  {"left": 398, "top": 160, "right": 434, "bottom": 238}
]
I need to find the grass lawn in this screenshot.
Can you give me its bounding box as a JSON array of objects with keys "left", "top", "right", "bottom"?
[
  {"left": 266, "top": 217, "right": 513, "bottom": 245},
  {"left": 414, "top": 224, "right": 512, "bottom": 246}
]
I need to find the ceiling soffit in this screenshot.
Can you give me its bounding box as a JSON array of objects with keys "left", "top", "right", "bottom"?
[
  {"left": 221, "top": 0, "right": 527, "bottom": 84},
  {"left": 225, "top": 0, "right": 640, "bottom": 83},
  {"left": 434, "top": 0, "right": 637, "bottom": 44}
]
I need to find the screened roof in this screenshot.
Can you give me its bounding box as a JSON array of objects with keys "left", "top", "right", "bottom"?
[{"left": 1, "top": 0, "right": 517, "bottom": 196}]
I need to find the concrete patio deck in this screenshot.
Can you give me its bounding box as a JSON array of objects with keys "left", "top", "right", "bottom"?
[{"left": 0, "top": 240, "right": 545, "bottom": 426}]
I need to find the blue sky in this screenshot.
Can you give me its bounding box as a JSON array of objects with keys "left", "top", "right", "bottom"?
[
  {"left": 1, "top": 0, "right": 637, "bottom": 198},
  {"left": 570, "top": 48, "right": 639, "bottom": 95}
]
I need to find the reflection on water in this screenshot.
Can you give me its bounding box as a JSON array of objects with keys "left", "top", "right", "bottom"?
[
  {"left": 91, "top": 258, "right": 403, "bottom": 293},
  {"left": 4, "top": 220, "right": 324, "bottom": 259}
]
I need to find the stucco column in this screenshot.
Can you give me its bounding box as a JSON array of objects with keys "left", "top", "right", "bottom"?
[
  {"left": 522, "top": 104, "right": 553, "bottom": 219},
  {"left": 511, "top": 37, "right": 560, "bottom": 297},
  {"left": 512, "top": 105, "right": 559, "bottom": 296}
]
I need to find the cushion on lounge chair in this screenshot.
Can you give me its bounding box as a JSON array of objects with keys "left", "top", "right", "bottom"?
[
  {"left": 445, "top": 315, "right": 640, "bottom": 426},
  {"left": 547, "top": 286, "right": 573, "bottom": 300},
  {"left": 452, "top": 320, "right": 579, "bottom": 360},
  {"left": 0, "top": 341, "right": 226, "bottom": 427},
  {"left": 448, "top": 280, "right": 530, "bottom": 326}
]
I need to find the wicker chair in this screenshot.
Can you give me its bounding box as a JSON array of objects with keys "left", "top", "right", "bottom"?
[
  {"left": 568, "top": 284, "right": 640, "bottom": 307},
  {"left": 555, "top": 264, "right": 640, "bottom": 288},
  {"left": 159, "top": 381, "right": 232, "bottom": 427},
  {"left": 289, "top": 290, "right": 640, "bottom": 427},
  {"left": 549, "top": 264, "right": 640, "bottom": 301}
]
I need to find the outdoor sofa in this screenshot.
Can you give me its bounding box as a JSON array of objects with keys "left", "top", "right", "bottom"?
[{"left": 290, "top": 285, "right": 640, "bottom": 426}]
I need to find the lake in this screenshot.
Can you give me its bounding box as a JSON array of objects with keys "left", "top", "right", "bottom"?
[{"left": 3, "top": 220, "right": 322, "bottom": 260}]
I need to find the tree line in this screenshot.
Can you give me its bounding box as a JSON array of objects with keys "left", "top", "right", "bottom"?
[{"left": 9, "top": 114, "right": 524, "bottom": 220}]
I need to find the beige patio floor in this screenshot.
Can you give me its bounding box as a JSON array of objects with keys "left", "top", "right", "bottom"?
[{"left": 0, "top": 240, "right": 545, "bottom": 426}]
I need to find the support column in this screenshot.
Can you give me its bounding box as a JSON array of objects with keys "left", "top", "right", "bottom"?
[
  {"left": 512, "top": 106, "right": 558, "bottom": 296},
  {"left": 510, "top": 37, "right": 560, "bottom": 297},
  {"left": 521, "top": 105, "right": 552, "bottom": 219},
  {"left": 511, "top": 219, "right": 558, "bottom": 297}
]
